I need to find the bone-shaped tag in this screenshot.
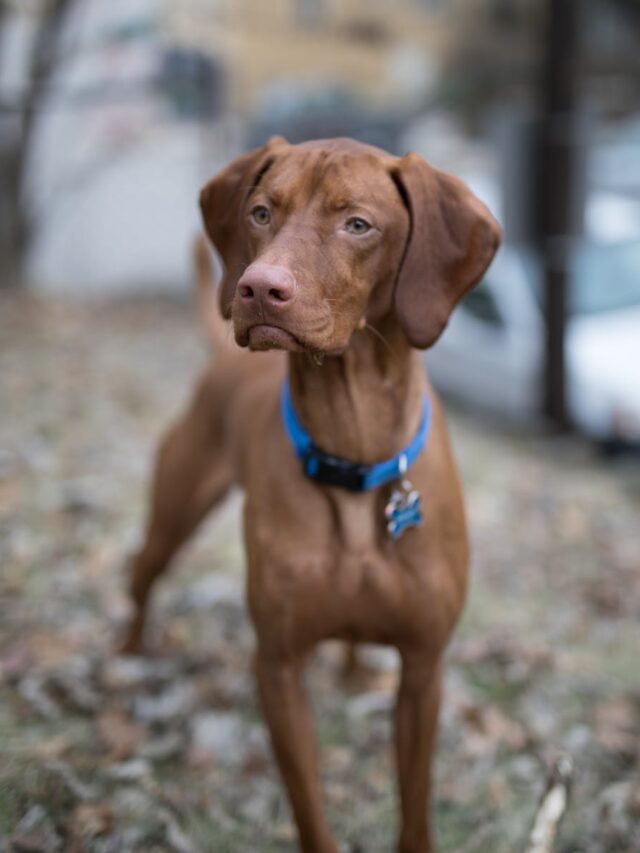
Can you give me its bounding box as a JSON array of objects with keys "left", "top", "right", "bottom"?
[{"left": 385, "top": 480, "right": 423, "bottom": 539}]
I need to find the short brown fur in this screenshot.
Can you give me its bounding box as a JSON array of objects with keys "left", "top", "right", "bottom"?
[{"left": 122, "top": 137, "right": 501, "bottom": 852}]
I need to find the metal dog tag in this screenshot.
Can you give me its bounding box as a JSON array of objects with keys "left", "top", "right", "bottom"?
[{"left": 385, "top": 479, "right": 423, "bottom": 539}]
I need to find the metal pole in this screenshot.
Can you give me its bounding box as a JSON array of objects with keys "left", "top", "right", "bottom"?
[{"left": 538, "top": 0, "right": 580, "bottom": 428}]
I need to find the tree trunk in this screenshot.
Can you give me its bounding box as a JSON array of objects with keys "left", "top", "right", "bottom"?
[{"left": 0, "top": 0, "right": 74, "bottom": 288}]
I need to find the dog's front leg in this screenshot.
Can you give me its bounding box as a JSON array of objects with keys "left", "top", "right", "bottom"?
[
  {"left": 255, "top": 651, "right": 338, "bottom": 853},
  {"left": 394, "top": 654, "right": 443, "bottom": 853}
]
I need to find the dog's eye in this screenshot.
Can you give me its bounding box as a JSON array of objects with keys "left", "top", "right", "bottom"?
[
  {"left": 344, "top": 217, "right": 371, "bottom": 235},
  {"left": 251, "top": 205, "right": 271, "bottom": 225}
]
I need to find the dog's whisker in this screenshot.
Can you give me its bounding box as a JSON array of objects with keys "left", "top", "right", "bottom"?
[{"left": 364, "top": 322, "right": 397, "bottom": 359}]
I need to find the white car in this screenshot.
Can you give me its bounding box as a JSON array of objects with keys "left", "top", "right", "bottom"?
[{"left": 425, "top": 240, "right": 640, "bottom": 448}]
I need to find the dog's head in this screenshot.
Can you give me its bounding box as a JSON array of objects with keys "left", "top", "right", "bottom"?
[{"left": 200, "top": 136, "right": 501, "bottom": 353}]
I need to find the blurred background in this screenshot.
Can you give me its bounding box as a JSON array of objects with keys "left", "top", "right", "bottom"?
[
  {"left": 1, "top": 2, "right": 640, "bottom": 851},
  {"left": 1, "top": 0, "right": 640, "bottom": 442}
]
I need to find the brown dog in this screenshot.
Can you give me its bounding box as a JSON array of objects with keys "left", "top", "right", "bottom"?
[{"left": 122, "top": 136, "right": 501, "bottom": 852}]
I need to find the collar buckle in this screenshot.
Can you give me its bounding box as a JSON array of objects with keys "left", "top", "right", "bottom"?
[{"left": 304, "top": 449, "right": 369, "bottom": 492}]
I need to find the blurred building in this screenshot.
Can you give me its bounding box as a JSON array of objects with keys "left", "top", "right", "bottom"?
[
  {"left": 166, "top": 0, "right": 444, "bottom": 114},
  {"left": 24, "top": 0, "right": 450, "bottom": 295},
  {"left": 8, "top": 0, "right": 639, "bottom": 296},
  {"left": 26, "top": 0, "right": 234, "bottom": 295}
]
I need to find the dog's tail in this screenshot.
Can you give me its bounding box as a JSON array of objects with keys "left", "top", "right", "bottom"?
[{"left": 193, "top": 234, "right": 232, "bottom": 351}]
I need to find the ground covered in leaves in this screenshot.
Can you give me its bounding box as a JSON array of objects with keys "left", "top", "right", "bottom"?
[{"left": 1, "top": 295, "right": 639, "bottom": 852}]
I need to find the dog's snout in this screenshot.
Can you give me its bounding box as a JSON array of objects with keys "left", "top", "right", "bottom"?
[{"left": 238, "top": 264, "right": 295, "bottom": 308}]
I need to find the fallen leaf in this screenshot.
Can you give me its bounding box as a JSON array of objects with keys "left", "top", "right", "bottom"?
[
  {"left": 0, "top": 642, "right": 33, "bottom": 683},
  {"left": 98, "top": 708, "right": 144, "bottom": 762},
  {"left": 9, "top": 829, "right": 61, "bottom": 852},
  {"left": 34, "top": 735, "right": 72, "bottom": 760},
  {"left": 594, "top": 697, "right": 638, "bottom": 756},
  {"left": 70, "top": 802, "right": 115, "bottom": 840},
  {"left": 459, "top": 702, "right": 528, "bottom": 755}
]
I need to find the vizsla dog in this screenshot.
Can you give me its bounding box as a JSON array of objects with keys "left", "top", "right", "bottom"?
[{"left": 121, "top": 136, "right": 501, "bottom": 852}]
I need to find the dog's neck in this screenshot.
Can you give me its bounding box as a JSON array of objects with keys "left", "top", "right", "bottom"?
[{"left": 287, "top": 316, "right": 426, "bottom": 465}]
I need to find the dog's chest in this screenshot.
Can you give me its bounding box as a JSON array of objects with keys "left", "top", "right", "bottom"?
[
  {"left": 249, "top": 489, "right": 434, "bottom": 646},
  {"left": 332, "top": 491, "right": 379, "bottom": 550}
]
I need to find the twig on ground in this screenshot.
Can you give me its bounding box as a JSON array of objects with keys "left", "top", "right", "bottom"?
[{"left": 525, "top": 755, "right": 573, "bottom": 853}]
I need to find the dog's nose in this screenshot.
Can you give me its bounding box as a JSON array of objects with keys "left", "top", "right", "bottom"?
[{"left": 238, "top": 264, "right": 295, "bottom": 307}]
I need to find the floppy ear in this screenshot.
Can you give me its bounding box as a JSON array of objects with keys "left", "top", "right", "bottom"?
[
  {"left": 392, "top": 153, "right": 502, "bottom": 349},
  {"left": 199, "top": 136, "right": 287, "bottom": 318}
]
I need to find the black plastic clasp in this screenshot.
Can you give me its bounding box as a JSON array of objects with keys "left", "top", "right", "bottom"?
[{"left": 303, "top": 449, "right": 370, "bottom": 492}]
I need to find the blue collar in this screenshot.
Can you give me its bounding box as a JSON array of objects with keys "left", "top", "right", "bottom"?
[{"left": 280, "top": 379, "right": 430, "bottom": 493}]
